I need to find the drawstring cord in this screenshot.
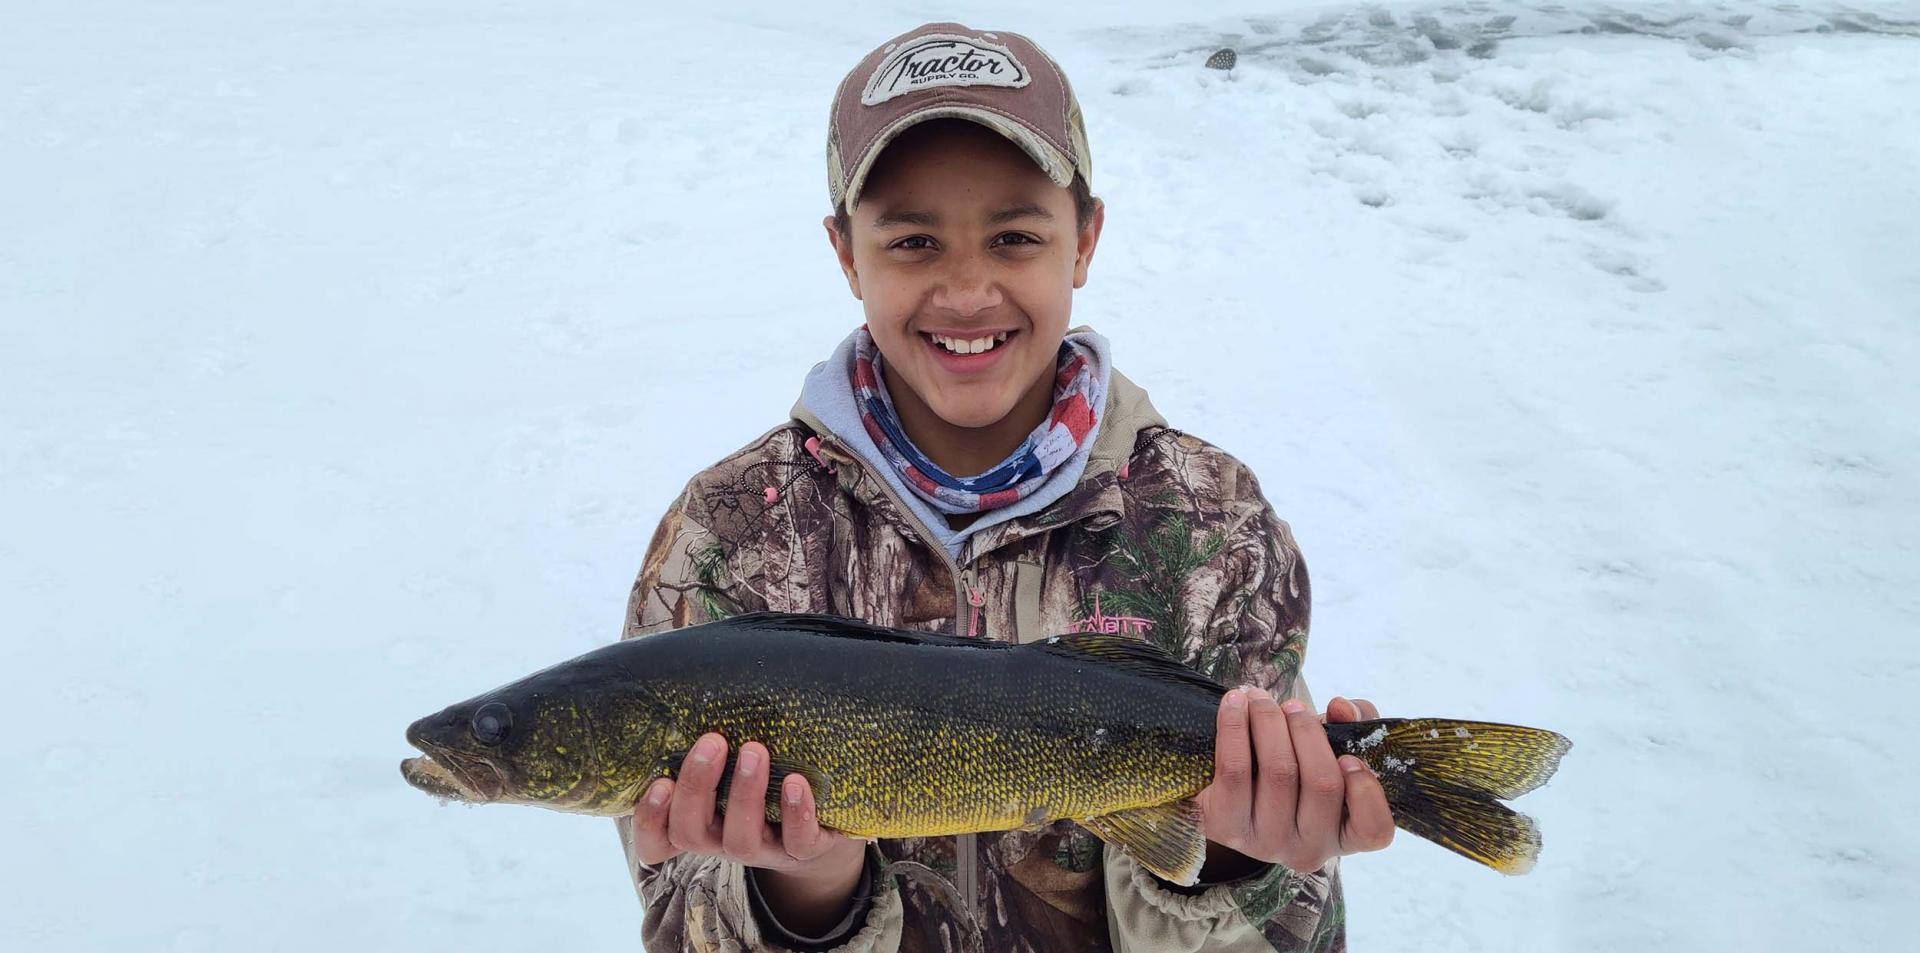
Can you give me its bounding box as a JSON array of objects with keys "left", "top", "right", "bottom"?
[{"left": 762, "top": 435, "right": 839, "bottom": 506}]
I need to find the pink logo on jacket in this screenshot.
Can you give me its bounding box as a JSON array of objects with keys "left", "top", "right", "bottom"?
[{"left": 1069, "top": 594, "right": 1152, "bottom": 636}]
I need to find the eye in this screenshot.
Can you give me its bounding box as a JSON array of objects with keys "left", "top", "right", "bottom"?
[
  {"left": 471, "top": 702, "right": 512, "bottom": 746},
  {"left": 994, "top": 232, "right": 1039, "bottom": 246},
  {"left": 891, "top": 235, "right": 935, "bottom": 251}
]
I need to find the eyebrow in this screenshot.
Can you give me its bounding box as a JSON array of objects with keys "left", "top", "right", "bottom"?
[{"left": 870, "top": 203, "right": 1056, "bottom": 229}]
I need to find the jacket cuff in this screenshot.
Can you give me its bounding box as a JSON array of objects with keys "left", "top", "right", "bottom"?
[
  {"left": 1157, "top": 850, "right": 1276, "bottom": 897},
  {"left": 745, "top": 843, "right": 889, "bottom": 952},
  {"left": 1110, "top": 848, "right": 1252, "bottom": 921}
]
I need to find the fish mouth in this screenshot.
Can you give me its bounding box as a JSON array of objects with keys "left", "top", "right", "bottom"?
[{"left": 402, "top": 729, "right": 507, "bottom": 804}]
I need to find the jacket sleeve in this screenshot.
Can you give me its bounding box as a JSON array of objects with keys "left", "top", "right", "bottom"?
[
  {"left": 614, "top": 481, "right": 906, "bottom": 952},
  {"left": 1102, "top": 498, "right": 1347, "bottom": 953}
]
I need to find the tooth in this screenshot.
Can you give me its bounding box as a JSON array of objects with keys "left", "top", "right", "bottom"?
[{"left": 995, "top": 332, "right": 1008, "bottom": 343}]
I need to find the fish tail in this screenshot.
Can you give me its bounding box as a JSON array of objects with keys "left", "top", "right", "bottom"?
[{"left": 1329, "top": 718, "right": 1571, "bottom": 875}]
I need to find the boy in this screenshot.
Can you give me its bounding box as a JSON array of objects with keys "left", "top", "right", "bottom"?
[{"left": 617, "top": 23, "right": 1392, "bottom": 952}]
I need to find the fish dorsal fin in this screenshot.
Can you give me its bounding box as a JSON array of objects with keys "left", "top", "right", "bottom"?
[
  {"left": 1031, "top": 632, "right": 1225, "bottom": 696},
  {"left": 1080, "top": 798, "right": 1207, "bottom": 886},
  {"left": 723, "top": 611, "right": 996, "bottom": 650}
]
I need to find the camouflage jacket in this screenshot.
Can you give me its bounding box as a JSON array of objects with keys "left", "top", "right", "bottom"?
[{"left": 617, "top": 362, "right": 1345, "bottom": 952}]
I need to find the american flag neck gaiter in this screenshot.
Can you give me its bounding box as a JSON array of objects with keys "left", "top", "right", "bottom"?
[{"left": 850, "top": 326, "right": 1102, "bottom": 515}]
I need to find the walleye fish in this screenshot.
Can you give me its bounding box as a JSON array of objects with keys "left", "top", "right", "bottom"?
[{"left": 402, "top": 611, "right": 1570, "bottom": 883}]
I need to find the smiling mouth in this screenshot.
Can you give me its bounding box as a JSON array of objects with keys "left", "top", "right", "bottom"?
[{"left": 921, "top": 329, "right": 1015, "bottom": 355}]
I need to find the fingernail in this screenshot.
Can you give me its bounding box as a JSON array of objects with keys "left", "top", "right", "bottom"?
[
  {"left": 1248, "top": 687, "right": 1272, "bottom": 702},
  {"left": 738, "top": 746, "right": 761, "bottom": 775},
  {"left": 692, "top": 737, "right": 722, "bottom": 765},
  {"left": 1225, "top": 690, "right": 1246, "bottom": 710},
  {"left": 1340, "top": 756, "right": 1367, "bottom": 774},
  {"left": 1281, "top": 699, "right": 1307, "bottom": 715},
  {"left": 647, "top": 778, "right": 671, "bottom": 806},
  {"left": 784, "top": 779, "right": 803, "bottom": 807}
]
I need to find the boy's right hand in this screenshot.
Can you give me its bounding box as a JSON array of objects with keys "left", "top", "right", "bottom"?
[{"left": 630, "top": 733, "right": 868, "bottom": 934}]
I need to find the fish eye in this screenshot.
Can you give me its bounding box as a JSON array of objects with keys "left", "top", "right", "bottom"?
[{"left": 471, "top": 702, "right": 512, "bottom": 746}]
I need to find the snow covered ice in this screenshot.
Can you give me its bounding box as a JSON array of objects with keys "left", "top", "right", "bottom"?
[{"left": 3, "top": 0, "right": 1917, "bottom": 950}]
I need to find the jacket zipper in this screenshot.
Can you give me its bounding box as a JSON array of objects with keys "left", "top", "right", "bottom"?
[{"left": 819, "top": 436, "right": 982, "bottom": 918}]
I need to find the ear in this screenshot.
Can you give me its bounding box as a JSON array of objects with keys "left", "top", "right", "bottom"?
[
  {"left": 823, "top": 213, "right": 862, "bottom": 300},
  {"left": 1072, "top": 197, "right": 1106, "bottom": 289}
]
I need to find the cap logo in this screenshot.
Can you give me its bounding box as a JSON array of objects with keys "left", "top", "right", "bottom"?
[{"left": 860, "top": 33, "right": 1030, "bottom": 106}]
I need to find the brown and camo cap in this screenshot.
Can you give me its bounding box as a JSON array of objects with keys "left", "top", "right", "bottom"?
[{"left": 827, "top": 22, "right": 1092, "bottom": 211}]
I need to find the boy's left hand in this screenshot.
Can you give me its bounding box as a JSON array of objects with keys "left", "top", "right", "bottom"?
[{"left": 1195, "top": 689, "right": 1396, "bottom": 877}]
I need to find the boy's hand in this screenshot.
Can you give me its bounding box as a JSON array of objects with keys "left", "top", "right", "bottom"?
[
  {"left": 1195, "top": 690, "right": 1396, "bottom": 878},
  {"left": 630, "top": 733, "right": 868, "bottom": 935}
]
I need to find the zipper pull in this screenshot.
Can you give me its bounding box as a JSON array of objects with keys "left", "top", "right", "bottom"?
[{"left": 966, "top": 583, "right": 984, "bottom": 638}]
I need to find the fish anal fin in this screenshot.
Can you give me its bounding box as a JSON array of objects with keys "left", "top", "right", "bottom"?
[{"left": 1080, "top": 798, "right": 1207, "bottom": 886}]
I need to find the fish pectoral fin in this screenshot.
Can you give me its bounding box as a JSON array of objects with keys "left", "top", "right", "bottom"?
[
  {"left": 764, "top": 754, "right": 833, "bottom": 820},
  {"left": 1080, "top": 798, "right": 1207, "bottom": 887},
  {"left": 665, "top": 749, "right": 832, "bottom": 826}
]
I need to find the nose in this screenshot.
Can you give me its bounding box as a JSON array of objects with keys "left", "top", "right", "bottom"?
[{"left": 930, "top": 250, "right": 1003, "bottom": 317}]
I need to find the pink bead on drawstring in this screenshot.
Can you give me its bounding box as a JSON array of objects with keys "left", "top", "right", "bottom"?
[
  {"left": 763, "top": 486, "right": 779, "bottom": 504},
  {"left": 1118, "top": 461, "right": 1130, "bottom": 480}
]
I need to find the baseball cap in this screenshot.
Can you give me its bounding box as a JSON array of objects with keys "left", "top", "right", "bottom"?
[{"left": 826, "top": 22, "right": 1092, "bottom": 212}]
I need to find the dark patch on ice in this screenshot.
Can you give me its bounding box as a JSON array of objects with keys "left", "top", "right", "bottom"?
[
  {"left": 1528, "top": 183, "right": 1612, "bottom": 221},
  {"left": 1694, "top": 31, "right": 1749, "bottom": 51}
]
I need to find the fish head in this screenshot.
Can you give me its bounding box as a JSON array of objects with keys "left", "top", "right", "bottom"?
[
  {"left": 402, "top": 658, "right": 680, "bottom": 816},
  {"left": 402, "top": 688, "right": 614, "bottom": 814}
]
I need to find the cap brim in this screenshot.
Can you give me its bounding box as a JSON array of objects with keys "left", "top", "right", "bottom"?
[{"left": 843, "top": 106, "right": 1076, "bottom": 211}]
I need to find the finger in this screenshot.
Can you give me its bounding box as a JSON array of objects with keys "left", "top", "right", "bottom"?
[
  {"left": 1207, "top": 689, "right": 1255, "bottom": 845},
  {"left": 630, "top": 777, "right": 680, "bottom": 866},
  {"left": 1323, "top": 696, "right": 1363, "bottom": 724},
  {"left": 1338, "top": 756, "right": 1396, "bottom": 853},
  {"left": 721, "top": 741, "right": 776, "bottom": 861},
  {"left": 1285, "top": 699, "right": 1344, "bottom": 861},
  {"left": 778, "top": 774, "right": 835, "bottom": 863},
  {"left": 666, "top": 733, "right": 727, "bottom": 855},
  {"left": 1352, "top": 697, "right": 1380, "bottom": 721},
  {"left": 1247, "top": 687, "right": 1299, "bottom": 852}
]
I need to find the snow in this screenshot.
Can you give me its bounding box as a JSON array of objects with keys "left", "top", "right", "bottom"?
[{"left": 4, "top": 1, "right": 1917, "bottom": 950}]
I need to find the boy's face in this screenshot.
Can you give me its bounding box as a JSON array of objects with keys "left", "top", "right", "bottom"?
[{"left": 826, "top": 120, "right": 1104, "bottom": 431}]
